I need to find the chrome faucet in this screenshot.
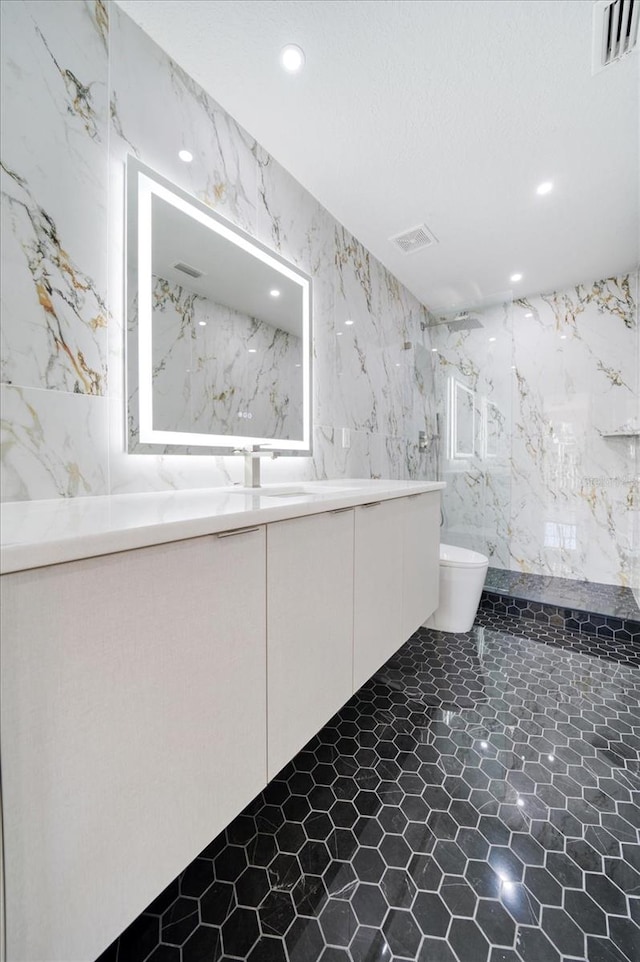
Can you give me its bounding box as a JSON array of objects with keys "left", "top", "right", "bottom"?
[{"left": 233, "top": 445, "right": 279, "bottom": 488}]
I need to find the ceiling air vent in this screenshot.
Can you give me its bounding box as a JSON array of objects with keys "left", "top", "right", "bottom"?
[
  {"left": 173, "top": 261, "right": 203, "bottom": 279},
  {"left": 390, "top": 223, "right": 438, "bottom": 255},
  {"left": 593, "top": 0, "right": 639, "bottom": 73}
]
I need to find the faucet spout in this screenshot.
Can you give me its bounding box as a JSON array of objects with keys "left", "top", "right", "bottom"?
[{"left": 233, "top": 445, "right": 279, "bottom": 488}]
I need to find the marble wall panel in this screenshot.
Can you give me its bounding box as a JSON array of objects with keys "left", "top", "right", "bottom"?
[
  {"left": 432, "top": 273, "right": 638, "bottom": 587},
  {"left": 2, "top": 0, "right": 437, "bottom": 501},
  {"left": 1, "top": 384, "right": 109, "bottom": 500}
]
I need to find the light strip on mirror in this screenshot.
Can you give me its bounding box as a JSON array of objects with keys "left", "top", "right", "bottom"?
[{"left": 136, "top": 170, "right": 311, "bottom": 451}]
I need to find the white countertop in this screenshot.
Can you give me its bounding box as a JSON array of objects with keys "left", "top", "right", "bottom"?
[{"left": 0, "top": 479, "right": 445, "bottom": 574}]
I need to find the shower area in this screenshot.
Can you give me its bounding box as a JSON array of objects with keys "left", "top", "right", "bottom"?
[
  {"left": 424, "top": 273, "right": 639, "bottom": 599},
  {"left": 428, "top": 297, "right": 513, "bottom": 568}
]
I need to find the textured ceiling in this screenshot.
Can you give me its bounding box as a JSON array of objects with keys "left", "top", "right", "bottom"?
[{"left": 116, "top": 0, "right": 639, "bottom": 311}]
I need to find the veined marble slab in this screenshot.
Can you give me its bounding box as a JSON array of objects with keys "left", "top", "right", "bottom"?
[{"left": 0, "top": 479, "right": 445, "bottom": 574}]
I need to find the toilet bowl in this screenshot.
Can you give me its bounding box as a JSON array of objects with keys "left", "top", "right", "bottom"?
[{"left": 424, "top": 543, "right": 489, "bottom": 633}]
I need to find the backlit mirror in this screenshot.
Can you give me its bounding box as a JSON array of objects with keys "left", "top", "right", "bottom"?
[{"left": 126, "top": 157, "right": 312, "bottom": 454}]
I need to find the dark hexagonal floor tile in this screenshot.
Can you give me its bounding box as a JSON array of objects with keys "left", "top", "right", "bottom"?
[
  {"left": 383, "top": 908, "right": 422, "bottom": 958},
  {"left": 608, "top": 916, "right": 640, "bottom": 962},
  {"left": 181, "top": 925, "right": 222, "bottom": 962},
  {"left": 412, "top": 891, "right": 451, "bottom": 937},
  {"left": 258, "top": 891, "right": 296, "bottom": 938},
  {"left": 447, "top": 917, "right": 490, "bottom": 962},
  {"left": 540, "top": 906, "right": 586, "bottom": 958},
  {"left": 200, "top": 881, "right": 234, "bottom": 925},
  {"left": 213, "top": 845, "right": 248, "bottom": 883},
  {"left": 286, "top": 916, "right": 325, "bottom": 962},
  {"left": 351, "top": 882, "right": 389, "bottom": 927},
  {"left": 247, "top": 936, "right": 287, "bottom": 962},
  {"left": 162, "top": 898, "right": 199, "bottom": 946},
  {"left": 380, "top": 867, "right": 416, "bottom": 908},
  {"left": 349, "top": 925, "right": 392, "bottom": 962},
  {"left": 236, "top": 866, "right": 271, "bottom": 908},
  {"left": 585, "top": 872, "right": 628, "bottom": 915},
  {"left": 292, "top": 874, "right": 328, "bottom": 917},
  {"left": 408, "top": 853, "right": 444, "bottom": 891},
  {"left": 222, "top": 906, "right": 261, "bottom": 956},
  {"left": 516, "top": 924, "right": 561, "bottom": 962},
  {"left": 440, "top": 877, "right": 477, "bottom": 918},
  {"left": 563, "top": 889, "right": 608, "bottom": 936},
  {"left": 318, "top": 897, "right": 358, "bottom": 947},
  {"left": 475, "top": 898, "right": 516, "bottom": 947},
  {"left": 417, "top": 936, "right": 458, "bottom": 961},
  {"left": 379, "top": 833, "right": 412, "bottom": 868},
  {"left": 523, "top": 866, "right": 563, "bottom": 906},
  {"left": 352, "top": 846, "right": 386, "bottom": 883}
]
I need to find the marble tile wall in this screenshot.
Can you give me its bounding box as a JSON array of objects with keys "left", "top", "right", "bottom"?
[
  {"left": 430, "top": 300, "right": 513, "bottom": 568},
  {"left": 0, "top": 0, "right": 438, "bottom": 501},
  {"left": 432, "top": 274, "right": 640, "bottom": 589}
]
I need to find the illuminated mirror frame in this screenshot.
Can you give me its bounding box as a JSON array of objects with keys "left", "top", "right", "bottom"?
[{"left": 126, "top": 156, "right": 312, "bottom": 454}]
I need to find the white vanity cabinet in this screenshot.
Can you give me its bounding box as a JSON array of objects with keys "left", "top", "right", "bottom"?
[
  {"left": 0, "top": 481, "right": 443, "bottom": 962},
  {"left": 353, "top": 499, "right": 405, "bottom": 690},
  {"left": 266, "top": 509, "right": 355, "bottom": 779},
  {"left": 353, "top": 492, "right": 440, "bottom": 690},
  {"left": 402, "top": 492, "right": 440, "bottom": 639},
  {"left": 0, "top": 528, "right": 268, "bottom": 962}
]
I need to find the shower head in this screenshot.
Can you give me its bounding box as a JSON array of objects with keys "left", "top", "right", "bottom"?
[{"left": 446, "top": 313, "right": 483, "bottom": 332}]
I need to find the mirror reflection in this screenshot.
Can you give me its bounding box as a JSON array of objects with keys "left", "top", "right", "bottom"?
[{"left": 127, "top": 158, "right": 312, "bottom": 453}]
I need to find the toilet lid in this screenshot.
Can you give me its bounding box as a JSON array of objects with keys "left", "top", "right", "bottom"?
[{"left": 439, "top": 543, "right": 489, "bottom": 568}]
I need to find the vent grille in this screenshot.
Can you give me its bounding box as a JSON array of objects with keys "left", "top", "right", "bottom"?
[
  {"left": 173, "top": 261, "right": 203, "bottom": 279},
  {"left": 593, "top": 0, "right": 639, "bottom": 73},
  {"left": 390, "top": 223, "right": 438, "bottom": 255}
]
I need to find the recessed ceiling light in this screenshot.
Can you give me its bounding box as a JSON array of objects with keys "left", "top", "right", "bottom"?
[
  {"left": 178, "top": 149, "right": 193, "bottom": 163},
  {"left": 270, "top": 289, "right": 280, "bottom": 298},
  {"left": 524, "top": 312, "right": 533, "bottom": 318},
  {"left": 280, "top": 44, "right": 305, "bottom": 73},
  {"left": 431, "top": 348, "right": 438, "bottom": 353},
  {"left": 336, "top": 332, "right": 343, "bottom": 337},
  {"left": 536, "top": 181, "right": 553, "bottom": 195},
  {"left": 489, "top": 337, "right": 496, "bottom": 343},
  {"left": 345, "top": 319, "right": 354, "bottom": 326},
  {"left": 510, "top": 273, "right": 523, "bottom": 283},
  {"left": 560, "top": 334, "right": 567, "bottom": 340},
  {"left": 248, "top": 348, "right": 257, "bottom": 353},
  {"left": 198, "top": 321, "right": 206, "bottom": 327}
]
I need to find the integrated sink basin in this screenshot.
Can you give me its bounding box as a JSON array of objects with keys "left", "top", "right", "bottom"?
[{"left": 227, "top": 484, "right": 354, "bottom": 498}]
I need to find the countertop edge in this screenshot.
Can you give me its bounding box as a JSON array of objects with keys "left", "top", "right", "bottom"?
[{"left": 1, "top": 482, "right": 445, "bottom": 574}]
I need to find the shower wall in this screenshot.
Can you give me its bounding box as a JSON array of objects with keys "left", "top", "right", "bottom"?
[
  {"left": 430, "top": 300, "right": 513, "bottom": 567},
  {"left": 431, "top": 273, "right": 639, "bottom": 589}
]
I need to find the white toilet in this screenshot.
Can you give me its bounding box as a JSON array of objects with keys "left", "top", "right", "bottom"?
[{"left": 424, "top": 543, "right": 489, "bottom": 633}]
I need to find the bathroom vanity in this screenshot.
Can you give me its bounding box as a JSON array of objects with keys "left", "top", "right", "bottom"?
[{"left": 0, "top": 480, "right": 443, "bottom": 962}]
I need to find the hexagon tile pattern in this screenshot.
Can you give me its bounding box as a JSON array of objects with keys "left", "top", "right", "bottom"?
[{"left": 98, "top": 609, "right": 640, "bottom": 962}]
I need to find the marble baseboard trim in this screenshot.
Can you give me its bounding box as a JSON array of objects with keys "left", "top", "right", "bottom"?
[{"left": 480, "top": 585, "right": 640, "bottom": 647}]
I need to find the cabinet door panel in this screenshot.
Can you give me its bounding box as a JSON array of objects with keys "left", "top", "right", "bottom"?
[
  {"left": 353, "top": 500, "right": 404, "bottom": 691},
  {"left": 267, "top": 510, "right": 354, "bottom": 779},
  {"left": 402, "top": 491, "right": 441, "bottom": 638},
  {"left": 0, "top": 530, "right": 267, "bottom": 962}
]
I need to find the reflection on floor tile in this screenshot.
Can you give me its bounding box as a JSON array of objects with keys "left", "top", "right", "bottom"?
[{"left": 98, "top": 612, "right": 640, "bottom": 962}]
